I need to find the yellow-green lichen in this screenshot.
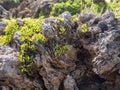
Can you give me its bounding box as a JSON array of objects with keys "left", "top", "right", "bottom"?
[{"left": 82, "top": 24, "right": 88, "bottom": 33}]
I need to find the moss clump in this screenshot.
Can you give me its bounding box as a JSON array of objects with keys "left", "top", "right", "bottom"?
[
  {"left": 59, "top": 26, "right": 66, "bottom": 35},
  {"left": 82, "top": 24, "right": 88, "bottom": 33},
  {"left": 0, "top": 18, "right": 47, "bottom": 76},
  {"left": 19, "top": 18, "right": 47, "bottom": 75},
  {"left": 72, "top": 16, "right": 78, "bottom": 23},
  {"left": 55, "top": 44, "right": 71, "bottom": 57},
  {"left": 0, "top": 19, "right": 19, "bottom": 45},
  {"left": 50, "top": 0, "right": 81, "bottom": 16}
]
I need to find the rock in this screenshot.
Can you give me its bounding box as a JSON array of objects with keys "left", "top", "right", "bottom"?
[
  {"left": 42, "top": 22, "right": 54, "bottom": 38},
  {"left": 60, "top": 11, "right": 73, "bottom": 28},
  {"left": 64, "top": 75, "right": 79, "bottom": 90},
  {"left": 0, "top": 11, "right": 120, "bottom": 90},
  {"left": 0, "top": 22, "right": 6, "bottom": 35},
  {"left": 13, "top": 31, "right": 21, "bottom": 50},
  {"left": 102, "top": 11, "right": 118, "bottom": 28},
  {"left": 0, "top": 46, "right": 43, "bottom": 89},
  {"left": 79, "top": 13, "right": 95, "bottom": 23},
  {"left": 0, "top": 5, "right": 11, "bottom": 19},
  {"left": 92, "top": 29, "right": 120, "bottom": 74},
  {"left": 16, "top": 19, "right": 24, "bottom": 26},
  {"left": 97, "top": 21, "right": 108, "bottom": 32},
  {"left": 7, "top": 0, "right": 66, "bottom": 18}
]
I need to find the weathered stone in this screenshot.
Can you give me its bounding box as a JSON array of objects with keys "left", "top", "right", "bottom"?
[
  {"left": 102, "top": 11, "right": 118, "bottom": 28},
  {"left": 0, "top": 11, "right": 120, "bottom": 90},
  {"left": 64, "top": 75, "right": 79, "bottom": 90},
  {"left": 60, "top": 11, "right": 73, "bottom": 28},
  {"left": 0, "top": 22, "right": 6, "bottom": 35},
  {"left": 0, "top": 46, "right": 42, "bottom": 89},
  {"left": 79, "top": 13, "right": 95, "bottom": 23},
  {"left": 0, "top": 5, "right": 11, "bottom": 19}
]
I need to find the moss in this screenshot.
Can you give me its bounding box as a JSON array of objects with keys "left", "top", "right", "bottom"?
[
  {"left": 59, "top": 26, "right": 66, "bottom": 35},
  {"left": 0, "top": 18, "right": 47, "bottom": 76},
  {"left": 55, "top": 44, "right": 71, "bottom": 57},
  {"left": 0, "top": 19, "right": 19, "bottom": 45},
  {"left": 72, "top": 16, "right": 78, "bottom": 23},
  {"left": 82, "top": 24, "right": 88, "bottom": 33},
  {"left": 50, "top": 0, "right": 81, "bottom": 16},
  {"left": 19, "top": 18, "right": 47, "bottom": 75}
]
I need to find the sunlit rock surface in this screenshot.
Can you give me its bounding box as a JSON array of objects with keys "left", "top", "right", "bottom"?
[{"left": 0, "top": 11, "right": 120, "bottom": 90}]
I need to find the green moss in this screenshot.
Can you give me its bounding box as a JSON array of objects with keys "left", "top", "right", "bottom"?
[
  {"left": 55, "top": 44, "right": 71, "bottom": 57},
  {"left": 82, "top": 24, "right": 88, "bottom": 33},
  {"left": 72, "top": 16, "right": 78, "bottom": 23},
  {"left": 50, "top": 0, "right": 81, "bottom": 16},
  {"left": 108, "top": 2, "right": 120, "bottom": 18},
  {"left": 19, "top": 18, "right": 46, "bottom": 75},
  {"left": 0, "top": 18, "right": 47, "bottom": 76},
  {"left": 0, "top": 19, "right": 19, "bottom": 45},
  {"left": 59, "top": 26, "right": 66, "bottom": 35}
]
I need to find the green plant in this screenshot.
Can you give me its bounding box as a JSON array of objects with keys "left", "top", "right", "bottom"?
[
  {"left": 0, "top": 19, "right": 19, "bottom": 45},
  {"left": 82, "top": 24, "right": 88, "bottom": 33},
  {"left": 19, "top": 18, "right": 46, "bottom": 75},
  {"left": 50, "top": 0, "right": 81, "bottom": 16},
  {"left": 0, "top": 18, "right": 47, "bottom": 76},
  {"left": 59, "top": 26, "right": 66, "bottom": 35},
  {"left": 72, "top": 16, "right": 78, "bottom": 23},
  {"left": 55, "top": 44, "right": 71, "bottom": 57},
  {"left": 108, "top": 2, "right": 120, "bottom": 18}
]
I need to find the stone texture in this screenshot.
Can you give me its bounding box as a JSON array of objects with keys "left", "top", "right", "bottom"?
[
  {"left": 0, "top": 0, "right": 66, "bottom": 18},
  {"left": 0, "top": 46, "right": 42, "bottom": 89},
  {"left": 0, "top": 5, "right": 11, "bottom": 19},
  {"left": 0, "top": 22, "right": 6, "bottom": 35},
  {"left": 0, "top": 11, "right": 120, "bottom": 90}
]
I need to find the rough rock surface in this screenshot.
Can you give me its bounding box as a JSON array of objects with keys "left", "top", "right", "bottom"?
[
  {"left": 0, "top": 11, "right": 120, "bottom": 90},
  {"left": 0, "top": 5, "right": 11, "bottom": 19},
  {"left": 0, "top": 46, "right": 42, "bottom": 89},
  {"left": 0, "top": 0, "right": 66, "bottom": 18}
]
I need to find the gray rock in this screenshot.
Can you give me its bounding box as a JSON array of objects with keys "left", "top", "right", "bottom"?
[
  {"left": 60, "top": 11, "right": 73, "bottom": 28},
  {"left": 97, "top": 21, "right": 108, "bottom": 32},
  {"left": 102, "top": 11, "right": 117, "bottom": 28},
  {"left": 64, "top": 75, "right": 79, "bottom": 90},
  {"left": 13, "top": 31, "right": 21, "bottom": 50},
  {"left": 0, "top": 22, "right": 6, "bottom": 35},
  {"left": 0, "top": 5, "right": 11, "bottom": 19},
  {"left": 79, "top": 13, "right": 95, "bottom": 23},
  {"left": 0, "top": 46, "right": 42, "bottom": 89},
  {"left": 92, "top": 30, "right": 120, "bottom": 74},
  {"left": 42, "top": 22, "right": 54, "bottom": 38},
  {"left": 16, "top": 19, "right": 24, "bottom": 26}
]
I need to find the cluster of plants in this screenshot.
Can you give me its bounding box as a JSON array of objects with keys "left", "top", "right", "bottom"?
[
  {"left": 50, "top": 0, "right": 120, "bottom": 16},
  {"left": 0, "top": 18, "right": 47, "bottom": 75},
  {"left": 54, "top": 44, "right": 71, "bottom": 57},
  {"left": 0, "top": 19, "right": 19, "bottom": 45},
  {"left": 0, "top": 17, "right": 72, "bottom": 75},
  {"left": 50, "top": 0, "right": 82, "bottom": 16}
]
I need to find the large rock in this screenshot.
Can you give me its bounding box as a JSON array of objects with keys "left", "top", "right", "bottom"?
[
  {"left": 8, "top": 0, "right": 66, "bottom": 18},
  {"left": 0, "top": 11, "right": 120, "bottom": 90},
  {"left": 0, "top": 22, "right": 6, "bottom": 35},
  {"left": 0, "top": 46, "right": 42, "bottom": 89},
  {"left": 0, "top": 5, "right": 11, "bottom": 19}
]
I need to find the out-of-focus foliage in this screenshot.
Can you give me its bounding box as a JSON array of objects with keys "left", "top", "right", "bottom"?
[
  {"left": 51, "top": 0, "right": 120, "bottom": 16},
  {"left": 50, "top": 0, "right": 81, "bottom": 16}
]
